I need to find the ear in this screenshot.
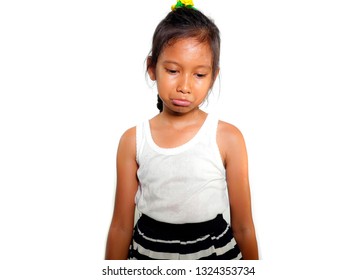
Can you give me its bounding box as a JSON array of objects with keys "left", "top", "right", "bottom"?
[{"left": 147, "top": 56, "right": 156, "bottom": 81}]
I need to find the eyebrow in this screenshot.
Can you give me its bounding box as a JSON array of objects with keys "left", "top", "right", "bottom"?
[{"left": 162, "top": 60, "right": 212, "bottom": 70}]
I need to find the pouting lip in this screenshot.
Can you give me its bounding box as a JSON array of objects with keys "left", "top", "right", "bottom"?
[{"left": 171, "top": 99, "right": 192, "bottom": 107}]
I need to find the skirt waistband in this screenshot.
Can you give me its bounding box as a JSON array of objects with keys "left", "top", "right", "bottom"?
[{"left": 137, "top": 214, "right": 227, "bottom": 240}]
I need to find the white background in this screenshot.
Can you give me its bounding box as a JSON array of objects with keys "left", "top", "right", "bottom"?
[{"left": 1, "top": 0, "right": 356, "bottom": 279}]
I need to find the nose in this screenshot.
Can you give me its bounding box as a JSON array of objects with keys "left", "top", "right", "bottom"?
[{"left": 177, "top": 73, "right": 191, "bottom": 94}]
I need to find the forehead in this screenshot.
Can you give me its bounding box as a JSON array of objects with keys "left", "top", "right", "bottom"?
[{"left": 159, "top": 37, "right": 212, "bottom": 66}]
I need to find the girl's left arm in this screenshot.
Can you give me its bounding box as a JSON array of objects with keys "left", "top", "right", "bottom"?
[{"left": 218, "top": 121, "right": 259, "bottom": 260}]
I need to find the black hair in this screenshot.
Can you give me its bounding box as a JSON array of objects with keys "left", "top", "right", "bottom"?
[{"left": 147, "top": 7, "right": 221, "bottom": 112}]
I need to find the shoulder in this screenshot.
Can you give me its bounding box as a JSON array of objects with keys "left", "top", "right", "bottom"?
[
  {"left": 217, "top": 120, "right": 245, "bottom": 146},
  {"left": 217, "top": 120, "right": 247, "bottom": 164},
  {"left": 119, "top": 126, "right": 136, "bottom": 144},
  {"left": 117, "top": 126, "right": 136, "bottom": 157}
]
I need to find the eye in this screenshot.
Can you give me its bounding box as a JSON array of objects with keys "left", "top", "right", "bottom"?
[
  {"left": 166, "top": 68, "right": 178, "bottom": 74},
  {"left": 195, "top": 73, "right": 207, "bottom": 78}
]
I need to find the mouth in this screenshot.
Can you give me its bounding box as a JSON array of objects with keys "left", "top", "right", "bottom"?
[{"left": 172, "top": 99, "right": 191, "bottom": 107}]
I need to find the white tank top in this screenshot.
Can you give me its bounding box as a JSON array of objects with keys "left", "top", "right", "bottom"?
[{"left": 135, "top": 114, "right": 228, "bottom": 224}]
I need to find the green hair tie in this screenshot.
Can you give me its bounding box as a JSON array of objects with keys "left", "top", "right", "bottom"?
[{"left": 171, "top": 0, "right": 196, "bottom": 11}]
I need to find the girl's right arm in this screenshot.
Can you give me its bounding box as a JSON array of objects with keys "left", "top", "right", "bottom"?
[{"left": 105, "top": 127, "right": 138, "bottom": 260}]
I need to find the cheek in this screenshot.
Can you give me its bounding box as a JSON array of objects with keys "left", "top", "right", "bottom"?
[
  {"left": 156, "top": 78, "right": 172, "bottom": 95},
  {"left": 157, "top": 74, "right": 176, "bottom": 88},
  {"left": 194, "top": 79, "right": 212, "bottom": 91}
]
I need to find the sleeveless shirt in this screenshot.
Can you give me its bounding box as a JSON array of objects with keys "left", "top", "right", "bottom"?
[{"left": 135, "top": 114, "right": 228, "bottom": 224}]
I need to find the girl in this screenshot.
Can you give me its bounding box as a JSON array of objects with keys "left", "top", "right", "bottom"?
[{"left": 105, "top": 1, "right": 258, "bottom": 260}]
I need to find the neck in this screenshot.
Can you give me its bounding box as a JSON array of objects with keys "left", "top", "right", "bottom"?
[{"left": 158, "top": 108, "right": 207, "bottom": 128}]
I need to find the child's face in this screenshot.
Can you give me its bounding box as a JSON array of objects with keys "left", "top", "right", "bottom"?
[{"left": 149, "top": 37, "right": 217, "bottom": 114}]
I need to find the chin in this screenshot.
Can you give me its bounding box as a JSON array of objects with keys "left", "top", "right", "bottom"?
[{"left": 165, "top": 106, "right": 193, "bottom": 115}]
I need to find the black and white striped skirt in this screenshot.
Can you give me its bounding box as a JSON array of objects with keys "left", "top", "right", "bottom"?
[{"left": 128, "top": 214, "right": 242, "bottom": 260}]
